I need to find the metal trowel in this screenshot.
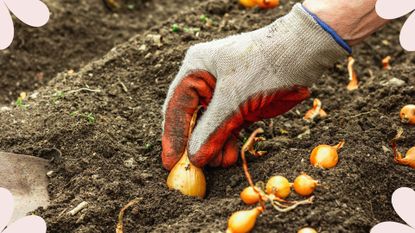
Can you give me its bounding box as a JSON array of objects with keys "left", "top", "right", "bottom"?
[{"left": 0, "top": 152, "right": 49, "bottom": 222}]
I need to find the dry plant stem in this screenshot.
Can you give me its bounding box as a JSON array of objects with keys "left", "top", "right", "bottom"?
[
  {"left": 241, "top": 128, "right": 267, "bottom": 209},
  {"left": 347, "top": 57, "right": 358, "bottom": 91},
  {"left": 66, "top": 87, "right": 102, "bottom": 94},
  {"left": 187, "top": 106, "right": 201, "bottom": 137},
  {"left": 335, "top": 140, "right": 346, "bottom": 151},
  {"left": 68, "top": 201, "right": 88, "bottom": 216},
  {"left": 391, "top": 128, "right": 404, "bottom": 163},
  {"left": 304, "top": 99, "right": 323, "bottom": 121},
  {"left": 271, "top": 196, "right": 314, "bottom": 212},
  {"left": 116, "top": 199, "right": 140, "bottom": 233},
  {"left": 382, "top": 56, "right": 392, "bottom": 70}
]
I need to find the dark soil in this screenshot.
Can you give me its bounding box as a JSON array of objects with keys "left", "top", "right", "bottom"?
[
  {"left": 0, "top": 0, "right": 194, "bottom": 105},
  {"left": 0, "top": 0, "right": 414, "bottom": 232}
]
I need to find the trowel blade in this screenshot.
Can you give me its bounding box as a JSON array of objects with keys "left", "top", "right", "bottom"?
[{"left": 0, "top": 152, "right": 49, "bottom": 222}]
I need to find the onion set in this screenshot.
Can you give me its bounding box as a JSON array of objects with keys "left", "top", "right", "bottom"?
[
  {"left": 226, "top": 206, "right": 264, "bottom": 233},
  {"left": 298, "top": 227, "right": 318, "bottom": 233},
  {"left": 240, "top": 186, "right": 261, "bottom": 205},
  {"left": 256, "top": 0, "right": 279, "bottom": 9},
  {"left": 227, "top": 129, "right": 314, "bottom": 232},
  {"left": 239, "top": 0, "right": 257, "bottom": 8},
  {"left": 239, "top": 0, "right": 279, "bottom": 9},
  {"left": 293, "top": 173, "right": 318, "bottom": 197},
  {"left": 391, "top": 128, "right": 415, "bottom": 168},
  {"left": 310, "top": 140, "right": 345, "bottom": 169},
  {"left": 400, "top": 105, "right": 415, "bottom": 125},
  {"left": 347, "top": 57, "right": 358, "bottom": 91},
  {"left": 304, "top": 98, "right": 327, "bottom": 122},
  {"left": 166, "top": 108, "right": 206, "bottom": 198},
  {"left": 382, "top": 56, "right": 392, "bottom": 70},
  {"left": 265, "top": 175, "right": 291, "bottom": 199}
]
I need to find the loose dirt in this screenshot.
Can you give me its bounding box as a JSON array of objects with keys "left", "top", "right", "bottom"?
[{"left": 0, "top": 0, "right": 193, "bottom": 105}]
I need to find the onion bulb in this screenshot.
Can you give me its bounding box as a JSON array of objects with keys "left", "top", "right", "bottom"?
[
  {"left": 395, "top": 146, "right": 415, "bottom": 168},
  {"left": 166, "top": 150, "right": 206, "bottom": 198},
  {"left": 310, "top": 140, "right": 345, "bottom": 169},
  {"left": 265, "top": 175, "right": 291, "bottom": 199},
  {"left": 226, "top": 206, "right": 263, "bottom": 233},
  {"left": 400, "top": 105, "right": 415, "bottom": 125},
  {"left": 239, "top": 0, "right": 257, "bottom": 8},
  {"left": 256, "top": 0, "right": 280, "bottom": 9},
  {"left": 240, "top": 187, "right": 261, "bottom": 205},
  {"left": 293, "top": 174, "right": 318, "bottom": 197},
  {"left": 166, "top": 108, "right": 206, "bottom": 198},
  {"left": 298, "top": 227, "right": 318, "bottom": 233}
]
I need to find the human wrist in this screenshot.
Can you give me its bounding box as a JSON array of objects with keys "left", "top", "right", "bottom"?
[
  {"left": 303, "top": 0, "right": 387, "bottom": 46},
  {"left": 301, "top": 4, "right": 352, "bottom": 54}
]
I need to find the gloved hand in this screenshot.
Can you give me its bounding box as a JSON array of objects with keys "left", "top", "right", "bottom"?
[{"left": 161, "top": 4, "right": 348, "bottom": 170}]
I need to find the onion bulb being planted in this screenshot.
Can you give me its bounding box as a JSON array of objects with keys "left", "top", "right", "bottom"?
[
  {"left": 166, "top": 108, "right": 206, "bottom": 198},
  {"left": 310, "top": 140, "right": 345, "bottom": 169},
  {"left": 298, "top": 227, "right": 318, "bottom": 233},
  {"left": 265, "top": 175, "right": 291, "bottom": 199},
  {"left": 166, "top": 150, "right": 206, "bottom": 198},
  {"left": 240, "top": 187, "right": 261, "bottom": 205},
  {"left": 226, "top": 206, "right": 264, "bottom": 233},
  {"left": 293, "top": 173, "right": 318, "bottom": 197},
  {"left": 400, "top": 105, "right": 415, "bottom": 125}
]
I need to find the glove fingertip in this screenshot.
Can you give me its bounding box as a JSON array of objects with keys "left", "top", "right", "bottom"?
[
  {"left": 161, "top": 150, "right": 180, "bottom": 171},
  {"left": 221, "top": 136, "right": 239, "bottom": 168},
  {"left": 208, "top": 151, "right": 223, "bottom": 167},
  {"left": 188, "top": 151, "right": 210, "bottom": 168}
]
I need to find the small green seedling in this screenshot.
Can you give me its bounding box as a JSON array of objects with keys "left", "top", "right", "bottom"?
[
  {"left": 171, "top": 24, "right": 180, "bottom": 32},
  {"left": 70, "top": 111, "right": 96, "bottom": 125}
]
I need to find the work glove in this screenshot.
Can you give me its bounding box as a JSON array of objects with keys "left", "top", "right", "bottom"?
[{"left": 161, "top": 3, "right": 348, "bottom": 170}]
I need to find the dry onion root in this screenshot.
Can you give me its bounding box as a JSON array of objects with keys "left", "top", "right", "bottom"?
[
  {"left": 391, "top": 128, "right": 415, "bottom": 168},
  {"left": 347, "top": 57, "right": 358, "bottom": 91},
  {"left": 227, "top": 129, "right": 314, "bottom": 232},
  {"left": 310, "top": 140, "right": 345, "bottom": 169},
  {"left": 304, "top": 98, "right": 327, "bottom": 122},
  {"left": 166, "top": 108, "right": 206, "bottom": 198},
  {"left": 116, "top": 199, "right": 140, "bottom": 233}
]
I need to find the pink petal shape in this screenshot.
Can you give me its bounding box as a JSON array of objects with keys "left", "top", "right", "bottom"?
[
  {"left": 3, "top": 0, "right": 49, "bottom": 27},
  {"left": 371, "top": 222, "right": 415, "bottom": 233},
  {"left": 0, "top": 1, "right": 14, "bottom": 49},
  {"left": 400, "top": 13, "right": 415, "bottom": 51},
  {"left": 2, "top": 216, "right": 46, "bottom": 233},
  {"left": 392, "top": 187, "right": 415, "bottom": 228},
  {"left": 375, "top": 0, "right": 415, "bottom": 19},
  {"left": 0, "top": 188, "right": 14, "bottom": 232}
]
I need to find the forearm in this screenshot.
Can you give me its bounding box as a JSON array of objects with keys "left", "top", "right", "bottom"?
[{"left": 303, "top": 0, "right": 389, "bottom": 46}]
